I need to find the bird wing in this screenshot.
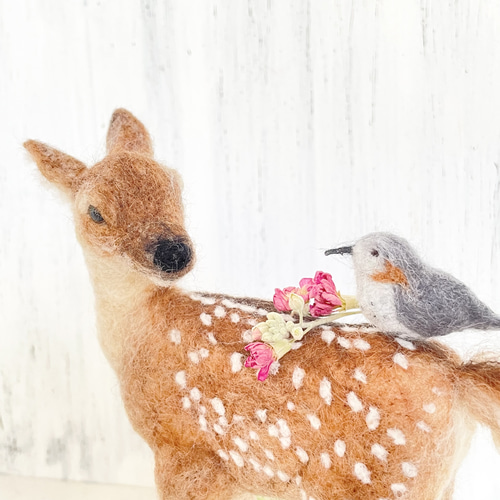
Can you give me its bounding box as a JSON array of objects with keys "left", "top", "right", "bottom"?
[{"left": 394, "top": 271, "right": 500, "bottom": 337}]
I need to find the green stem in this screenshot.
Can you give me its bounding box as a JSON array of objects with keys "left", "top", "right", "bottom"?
[{"left": 302, "top": 310, "right": 362, "bottom": 334}]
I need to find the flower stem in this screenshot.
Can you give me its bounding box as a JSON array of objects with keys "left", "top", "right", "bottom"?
[{"left": 302, "top": 310, "right": 362, "bottom": 334}]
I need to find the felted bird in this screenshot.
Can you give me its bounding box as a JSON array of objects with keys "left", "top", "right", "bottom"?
[{"left": 325, "top": 232, "right": 500, "bottom": 338}]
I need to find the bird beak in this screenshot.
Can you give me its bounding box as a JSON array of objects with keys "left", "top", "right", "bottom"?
[{"left": 324, "top": 245, "right": 353, "bottom": 256}]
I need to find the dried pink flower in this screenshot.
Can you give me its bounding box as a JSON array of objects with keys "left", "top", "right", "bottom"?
[
  {"left": 244, "top": 342, "right": 275, "bottom": 381},
  {"left": 273, "top": 285, "right": 310, "bottom": 312},
  {"left": 307, "top": 271, "right": 343, "bottom": 317}
]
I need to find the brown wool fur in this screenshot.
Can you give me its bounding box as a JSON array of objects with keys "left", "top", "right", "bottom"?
[{"left": 25, "top": 109, "right": 500, "bottom": 500}]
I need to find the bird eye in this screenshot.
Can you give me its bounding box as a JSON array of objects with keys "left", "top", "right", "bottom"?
[
  {"left": 371, "top": 249, "right": 379, "bottom": 257},
  {"left": 88, "top": 205, "right": 105, "bottom": 224}
]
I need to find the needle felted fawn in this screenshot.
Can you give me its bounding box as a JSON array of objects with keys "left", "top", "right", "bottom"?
[{"left": 26, "top": 109, "right": 500, "bottom": 500}]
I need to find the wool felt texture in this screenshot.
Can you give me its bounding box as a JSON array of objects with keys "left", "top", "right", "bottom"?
[
  {"left": 25, "top": 110, "right": 500, "bottom": 500},
  {"left": 327, "top": 232, "right": 500, "bottom": 338}
]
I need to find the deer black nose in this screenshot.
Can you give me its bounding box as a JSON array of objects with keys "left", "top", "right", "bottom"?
[{"left": 153, "top": 239, "right": 192, "bottom": 273}]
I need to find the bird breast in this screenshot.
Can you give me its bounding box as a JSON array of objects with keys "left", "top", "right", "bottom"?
[{"left": 356, "top": 272, "right": 414, "bottom": 336}]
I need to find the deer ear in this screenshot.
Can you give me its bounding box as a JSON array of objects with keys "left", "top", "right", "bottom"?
[
  {"left": 106, "top": 108, "right": 153, "bottom": 156},
  {"left": 24, "top": 140, "right": 87, "bottom": 195}
]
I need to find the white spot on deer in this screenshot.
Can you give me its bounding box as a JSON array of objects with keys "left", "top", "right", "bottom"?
[
  {"left": 347, "top": 391, "right": 363, "bottom": 412},
  {"left": 233, "top": 415, "right": 245, "bottom": 424},
  {"left": 210, "top": 397, "right": 225, "bottom": 416},
  {"left": 214, "top": 305, "right": 226, "bottom": 318},
  {"left": 280, "top": 437, "right": 291, "bottom": 449},
  {"left": 387, "top": 428, "right": 406, "bottom": 445},
  {"left": 432, "top": 386, "right": 444, "bottom": 396},
  {"left": 229, "top": 450, "right": 244, "bottom": 467},
  {"left": 198, "top": 415, "right": 208, "bottom": 431},
  {"left": 320, "top": 452, "right": 332, "bottom": 469},
  {"left": 320, "top": 377, "right": 332, "bottom": 405},
  {"left": 307, "top": 414, "right": 321, "bottom": 430},
  {"left": 300, "top": 491, "right": 307, "bottom": 500},
  {"left": 190, "top": 293, "right": 216, "bottom": 305},
  {"left": 198, "top": 405, "right": 206, "bottom": 415},
  {"left": 230, "top": 312, "right": 240, "bottom": 323},
  {"left": 249, "top": 458, "right": 262, "bottom": 472},
  {"left": 199, "top": 348, "right": 209, "bottom": 359},
  {"left": 256, "top": 409, "right": 267, "bottom": 423},
  {"left": 237, "top": 303, "right": 256, "bottom": 313},
  {"left": 287, "top": 401, "right": 295, "bottom": 411},
  {"left": 291, "top": 342, "right": 303, "bottom": 350},
  {"left": 295, "top": 447, "right": 309, "bottom": 464},
  {"left": 337, "top": 336, "right": 351, "bottom": 348},
  {"left": 423, "top": 403, "right": 436, "bottom": 414},
  {"left": 353, "top": 368, "right": 367, "bottom": 384},
  {"left": 264, "top": 449, "right": 275, "bottom": 461},
  {"left": 371, "top": 443, "right": 388, "bottom": 461},
  {"left": 218, "top": 416, "right": 228, "bottom": 428},
  {"left": 334, "top": 439, "right": 346, "bottom": 457},
  {"left": 200, "top": 296, "right": 216, "bottom": 305},
  {"left": 189, "top": 387, "right": 201, "bottom": 402},
  {"left": 417, "top": 421, "right": 431, "bottom": 433},
  {"left": 395, "top": 338, "right": 416, "bottom": 350},
  {"left": 276, "top": 419, "right": 291, "bottom": 438},
  {"left": 233, "top": 437, "right": 249, "bottom": 453},
  {"left": 222, "top": 299, "right": 237, "bottom": 308},
  {"left": 321, "top": 329, "right": 335, "bottom": 345},
  {"left": 188, "top": 351, "right": 200, "bottom": 364},
  {"left": 354, "top": 462, "right": 371, "bottom": 484},
  {"left": 175, "top": 371, "right": 187, "bottom": 389},
  {"left": 257, "top": 308, "right": 269, "bottom": 316},
  {"left": 214, "top": 424, "right": 225, "bottom": 435},
  {"left": 242, "top": 330, "right": 253, "bottom": 342},
  {"left": 263, "top": 465, "right": 275, "bottom": 478},
  {"left": 277, "top": 470, "right": 290, "bottom": 482},
  {"left": 295, "top": 476, "right": 302, "bottom": 486},
  {"left": 366, "top": 407, "right": 381, "bottom": 430},
  {"left": 293, "top": 367, "right": 305, "bottom": 390},
  {"left": 181, "top": 396, "right": 191, "bottom": 410},
  {"left": 249, "top": 431, "right": 259, "bottom": 441},
  {"left": 391, "top": 483, "right": 408, "bottom": 496},
  {"left": 230, "top": 352, "right": 243, "bottom": 372},
  {"left": 169, "top": 328, "right": 181, "bottom": 345},
  {"left": 217, "top": 450, "right": 229, "bottom": 461},
  {"left": 402, "top": 462, "right": 418, "bottom": 478},
  {"left": 353, "top": 338, "right": 371, "bottom": 351},
  {"left": 207, "top": 332, "right": 218, "bottom": 345},
  {"left": 246, "top": 318, "right": 258, "bottom": 327},
  {"left": 268, "top": 424, "right": 279, "bottom": 438},
  {"left": 200, "top": 313, "right": 212, "bottom": 326},
  {"left": 393, "top": 353, "right": 409, "bottom": 370}
]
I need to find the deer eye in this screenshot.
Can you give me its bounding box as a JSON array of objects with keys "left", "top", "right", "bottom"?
[
  {"left": 88, "top": 205, "right": 105, "bottom": 224},
  {"left": 370, "top": 249, "right": 379, "bottom": 257}
]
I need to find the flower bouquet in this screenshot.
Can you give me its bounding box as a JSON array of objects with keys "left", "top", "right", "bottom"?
[{"left": 244, "top": 271, "right": 360, "bottom": 381}]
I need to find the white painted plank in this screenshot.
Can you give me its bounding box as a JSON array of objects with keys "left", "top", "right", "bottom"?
[{"left": 1, "top": 0, "right": 500, "bottom": 498}]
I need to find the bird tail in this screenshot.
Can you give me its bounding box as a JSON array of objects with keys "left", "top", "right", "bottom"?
[{"left": 456, "top": 358, "right": 500, "bottom": 450}]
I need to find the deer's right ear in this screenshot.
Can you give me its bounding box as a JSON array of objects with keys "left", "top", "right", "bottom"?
[{"left": 24, "top": 140, "right": 87, "bottom": 196}]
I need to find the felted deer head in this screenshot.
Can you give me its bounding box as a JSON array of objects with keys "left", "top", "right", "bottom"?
[{"left": 25, "top": 110, "right": 500, "bottom": 500}]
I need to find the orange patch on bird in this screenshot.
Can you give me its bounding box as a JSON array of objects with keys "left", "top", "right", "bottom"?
[{"left": 372, "top": 260, "right": 409, "bottom": 286}]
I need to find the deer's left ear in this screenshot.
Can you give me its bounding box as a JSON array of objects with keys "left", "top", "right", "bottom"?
[
  {"left": 24, "top": 140, "right": 87, "bottom": 196},
  {"left": 106, "top": 108, "right": 153, "bottom": 156}
]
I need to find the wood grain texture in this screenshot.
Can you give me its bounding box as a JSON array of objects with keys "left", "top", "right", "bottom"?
[{"left": 2, "top": 0, "right": 500, "bottom": 497}]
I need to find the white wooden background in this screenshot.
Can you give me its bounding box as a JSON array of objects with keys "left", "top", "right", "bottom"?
[{"left": 2, "top": 0, "right": 500, "bottom": 498}]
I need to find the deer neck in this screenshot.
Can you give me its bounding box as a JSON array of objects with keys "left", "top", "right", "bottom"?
[{"left": 84, "top": 252, "right": 159, "bottom": 374}]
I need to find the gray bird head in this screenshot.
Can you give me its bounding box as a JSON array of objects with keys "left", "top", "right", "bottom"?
[{"left": 326, "top": 232, "right": 425, "bottom": 284}]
